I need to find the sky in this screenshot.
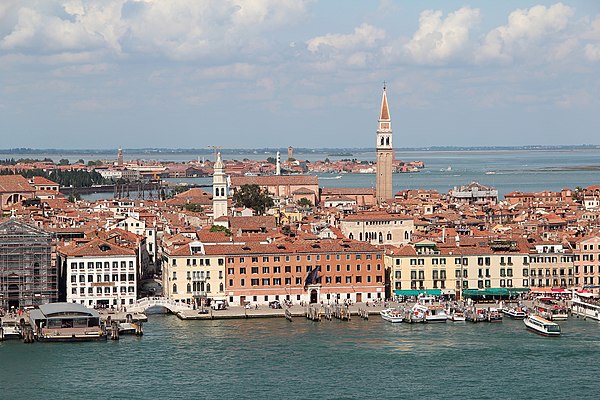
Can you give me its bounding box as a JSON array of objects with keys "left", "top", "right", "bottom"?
[{"left": 1, "top": 0, "right": 599, "bottom": 150}]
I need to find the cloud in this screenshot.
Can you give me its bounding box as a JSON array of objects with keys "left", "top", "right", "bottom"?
[
  {"left": 0, "top": 0, "right": 309, "bottom": 60},
  {"left": 585, "top": 44, "right": 600, "bottom": 61},
  {"left": 404, "top": 7, "right": 480, "bottom": 64},
  {"left": 307, "top": 23, "right": 385, "bottom": 53},
  {"left": 476, "top": 3, "right": 574, "bottom": 63}
]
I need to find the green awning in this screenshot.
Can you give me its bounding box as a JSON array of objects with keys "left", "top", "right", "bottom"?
[
  {"left": 462, "top": 288, "right": 530, "bottom": 297},
  {"left": 395, "top": 289, "right": 442, "bottom": 296}
]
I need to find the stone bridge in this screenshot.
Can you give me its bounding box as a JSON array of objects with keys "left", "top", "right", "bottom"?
[{"left": 129, "top": 297, "right": 193, "bottom": 314}]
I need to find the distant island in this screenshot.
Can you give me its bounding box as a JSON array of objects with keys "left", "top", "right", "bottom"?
[
  {"left": 327, "top": 152, "right": 353, "bottom": 157},
  {"left": 0, "top": 144, "right": 598, "bottom": 155}
]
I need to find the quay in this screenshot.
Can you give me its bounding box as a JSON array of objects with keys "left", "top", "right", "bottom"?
[{"left": 175, "top": 302, "right": 387, "bottom": 320}]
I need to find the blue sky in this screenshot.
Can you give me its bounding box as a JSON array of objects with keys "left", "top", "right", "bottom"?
[{"left": 1, "top": 0, "right": 599, "bottom": 149}]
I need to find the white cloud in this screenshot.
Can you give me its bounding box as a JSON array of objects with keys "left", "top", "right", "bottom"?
[
  {"left": 306, "top": 23, "right": 385, "bottom": 53},
  {"left": 477, "top": 3, "right": 574, "bottom": 63},
  {"left": 404, "top": 7, "right": 480, "bottom": 64},
  {"left": 585, "top": 44, "right": 600, "bottom": 61},
  {"left": 0, "top": 0, "right": 309, "bottom": 60}
]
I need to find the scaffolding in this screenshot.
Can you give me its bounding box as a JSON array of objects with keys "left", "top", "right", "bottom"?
[{"left": 0, "top": 219, "right": 57, "bottom": 310}]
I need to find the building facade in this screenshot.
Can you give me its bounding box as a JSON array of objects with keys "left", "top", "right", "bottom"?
[
  {"left": 339, "top": 211, "right": 414, "bottom": 246},
  {"left": 0, "top": 219, "right": 57, "bottom": 309},
  {"left": 58, "top": 239, "right": 138, "bottom": 308}
]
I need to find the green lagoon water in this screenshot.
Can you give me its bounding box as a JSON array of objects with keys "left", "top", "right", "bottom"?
[{"left": 2, "top": 315, "right": 600, "bottom": 399}]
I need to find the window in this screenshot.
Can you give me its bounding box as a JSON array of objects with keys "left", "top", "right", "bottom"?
[
  {"left": 251, "top": 267, "right": 258, "bottom": 274},
  {"left": 251, "top": 279, "right": 259, "bottom": 286},
  {"left": 252, "top": 257, "right": 258, "bottom": 263},
  {"left": 274, "top": 266, "right": 281, "bottom": 273},
  {"left": 263, "top": 267, "right": 270, "bottom": 274},
  {"left": 285, "top": 266, "right": 291, "bottom": 273},
  {"left": 240, "top": 267, "right": 246, "bottom": 274},
  {"left": 335, "top": 276, "right": 342, "bottom": 283}
]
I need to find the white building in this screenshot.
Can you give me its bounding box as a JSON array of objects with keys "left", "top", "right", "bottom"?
[{"left": 58, "top": 239, "right": 138, "bottom": 308}]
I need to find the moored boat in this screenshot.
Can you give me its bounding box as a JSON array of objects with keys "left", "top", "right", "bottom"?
[
  {"left": 502, "top": 307, "right": 527, "bottom": 319},
  {"left": 537, "top": 298, "right": 568, "bottom": 321},
  {"left": 524, "top": 315, "right": 561, "bottom": 336},
  {"left": 571, "top": 291, "right": 600, "bottom": 321},
  {"left": 487, "top": 308, "right": 503, "bottom": 322},
  {"left": 29, "top": 303, "right": 107, "bottom": 342},
  {"left": 0, "top": 320, "right": 22, "bottom": 340},
  {"left": 465, "top": 308, "right": 487, "bottom": 323},
  {"left": 380, "top": 308, "right": 404, "bottom": 323},
  {"left": 446, "top": 307, "right": 466, "bottom": 322}
]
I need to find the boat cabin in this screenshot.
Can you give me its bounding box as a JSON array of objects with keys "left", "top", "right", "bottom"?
[{"left": 29, "top": 303, "right": 106, "bottom": 341}]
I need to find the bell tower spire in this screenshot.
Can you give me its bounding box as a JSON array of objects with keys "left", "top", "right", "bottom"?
[{"left": 376, "top": 84, "right": 393, "bottom": 204}]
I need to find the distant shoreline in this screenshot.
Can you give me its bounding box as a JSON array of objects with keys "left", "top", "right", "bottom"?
[{"left": 0, "top": 145, "right": 599, "bottom": 156}]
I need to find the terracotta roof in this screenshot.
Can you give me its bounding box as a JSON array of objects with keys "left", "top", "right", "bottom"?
[
  {"left": 343, "top": 211, "right": 412, "bottom": 221},
  {"left": 0, "top": 175, "right": 35, "bottom": 193},
  {"left": 59, "top": 238, "right": 136, "bottom": 257},
  {"left": 231, "top": 175, "right": 318, "bottom": 186}
]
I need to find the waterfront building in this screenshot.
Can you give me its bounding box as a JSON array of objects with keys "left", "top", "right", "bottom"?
[
  {"left": 386, "top": 238, "right": 529, "bottom": 299},
  {"left": 58, "top": 238, "right": 137, "bottom": 308},
  {"left": 339, "top": 211, "right": 414, "bottom": 246},
  {"left": 375, "top": 85, "right": 393, "bottom": 204},
  {"left": 526, "top": 241, "right": 575, "bottom": 290},
  {"left": 0, "top": 219, "right": 57, "bottom": 309},
  {"left": 573, "top": 235, "right": 600, "bottom": 293},
  {"left": 212, "top": 152, "right": 229, "bottom": 222},
  {"left": 161, "top": 239, "right": 226, "bottom": 307},
  {"left": 219, "top": 239, "right": 385, "bottom": 306}
]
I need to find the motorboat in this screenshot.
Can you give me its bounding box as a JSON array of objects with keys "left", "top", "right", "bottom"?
[
  {"left": 380, "top": 308, "right": 404, "bottom": 323},
  {"left": 502, "top": 307, "right": 527, "bottom": 319},
  {"left": 465, "top": 308, "right": 487, "bottom": 323},
  {"left": 571, "top": 291, "right": 600, "bottom": 321},
  {"left": 487, "top": 308, "right": 503, "bottom": 322},
  {"left": 0, "top": 320, "right": 22, "bottom": 340},
  {"left": 446, "top": 307, "right": 466, "bottom": 322},
  {"left": 524, "top": 315, "right": 561, "bottom": 336}
]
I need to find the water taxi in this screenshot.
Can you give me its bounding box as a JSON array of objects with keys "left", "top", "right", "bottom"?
[
  {"left": 446, "top": 308, "right": 466, "bottom": 322},
  {"left": 0, "top": 319, "right": 22, "bottom": 340},
  {"left": 501, "top": 307, "right": 527, "bottom": 319},
  {"left": 465, "top": 308, "right": 487, "bottom": 323},
  {"left": 524, "top": 315, "right": 561, "bottom": 336},
  {"left": 487, "top": 308, "right": 503, "bottom": 322},
  {"left": 380, "top": 309, "right": 404, "bottom": 323},
  {"left": 571, "top": 292, "right": 600, "bottom": 321}
]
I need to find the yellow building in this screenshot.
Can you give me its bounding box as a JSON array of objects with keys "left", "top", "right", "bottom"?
[{"left": 162, "top": 240, "right": 226, "bottom": 307}]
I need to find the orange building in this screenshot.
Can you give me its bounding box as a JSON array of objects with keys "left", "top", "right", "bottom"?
[{"left": 205, "top": 239, "right": 385, "bottom": 306}]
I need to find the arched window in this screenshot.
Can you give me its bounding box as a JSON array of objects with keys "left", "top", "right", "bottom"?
[
  {"left": 349, "top": 233, "right": 354, "bottom": 240},
  {"left": 219, "top": 283, "right": 224, "bottom": 292},
  {"left": 380, "top": 137, "right": 384, "bottom": 146},
  {"left": 187, "top": 283, "right": 191, "bottom": 293},
  {"left": 206, "top": 283, "right": 211, "bottom": 293},
  {"left": 172, "top": 284, "right": 177, "bottom": 294},
  {"left": 387, "top": 232, "right": 392, "bottom": 241},
  {"left": 405, "top": 231, "right": 409, "bottom": 240},
  {"left": 386, "top": 137, "right": 390, "bottom": 146},
  {"left": 378, "top": 232, "right": 383, "bottom": 243},
  {"left": 359, "top": 232, "right": 363, "bottom": 241}
]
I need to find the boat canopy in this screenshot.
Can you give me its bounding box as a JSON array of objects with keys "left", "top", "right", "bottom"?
[
  {"left": 462, "top": 288, "right": 530, "bottom": 298},
  {"left": 394, "top": 289, "right": 442, "bottom": 296}
]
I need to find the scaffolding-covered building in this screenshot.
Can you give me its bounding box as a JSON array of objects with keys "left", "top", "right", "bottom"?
[{"left": 0, "top": 219, "right": 57, "bottom": 310}]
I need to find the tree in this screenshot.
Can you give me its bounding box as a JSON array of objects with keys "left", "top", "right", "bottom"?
[
  {"left": 266, "top": 157, "right": 276, "bottom": 165},
  {"left": 209, "top": 225, "right": 232, "bottom": 236},
  {"left": 297, "top": 197, "right": 313, "bottom": 207},
  {"left": 232, "top": 184, "right": 274, "bottom": 215},
  {"left": 183, "top": 203, "right": 203, "bottom": 212},
  {"left": 68, "top": 192, "right": 81, "bottom": 203},
  {"left": 58, "top": 158, "right": 70, "bottom": 166}
]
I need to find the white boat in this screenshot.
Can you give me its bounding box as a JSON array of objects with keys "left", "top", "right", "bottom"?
[
  {"left": 524, "top": 315, "right": 561, "bottom": 336},
  {"left": 571, "top": 292, "right": 600, "bottom": 321},
  {"left": 380, "top": 308, "right": 404, "bottom": 323},
  {"left": 487, "top": 308, "right": 503, "bottom": 322},
  {"left": 502, "top": 307, "right": 527, "bottom": 319},
  {"left": 0, "top": 320, "right": 22, "bottom": 340},
  {"left": 415, "top": 296, "right": 447, "bottom": 323},
  {"left": 536, "top": 301, "right": 569, "bottom": 321},
  {"left": 446, "top": 307, "right": 466, "bottom": 322}
]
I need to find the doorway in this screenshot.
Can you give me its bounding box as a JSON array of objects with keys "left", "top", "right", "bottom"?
[
  {"left": 8, "top": 283, "right": 20, "bottom": 309},
  {"left": 310, "top": 290, "right": 318, "bottom": 304},
  {"left": 356, "top": 293, "right": 362, "bottom": 303}
]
